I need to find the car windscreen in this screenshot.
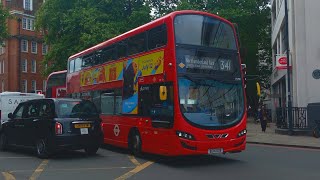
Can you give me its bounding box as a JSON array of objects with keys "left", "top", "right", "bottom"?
[{"left": 56, "top": 100, "right": 99, "bottom": 118}]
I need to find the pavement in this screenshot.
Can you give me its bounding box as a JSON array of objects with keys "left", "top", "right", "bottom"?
[{"left": 246, "top": 118, "right": 320, "bottom": 149}]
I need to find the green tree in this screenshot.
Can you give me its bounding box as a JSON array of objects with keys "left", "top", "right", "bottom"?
[
  {"left": 36, "top": 0, "right": 151, "bottom": 76},
  {"left": 0, "top": 3, "right": 10, "bottom": 43}
]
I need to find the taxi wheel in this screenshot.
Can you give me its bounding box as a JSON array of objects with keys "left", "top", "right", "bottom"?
[
  {"left": 0, "top": 133, "right": 8, "bottom": 151},
  {"left": 84, "top": 146, "right": 99, "bottom": 155},
  {"left": 36, "top": 139, "right": 49, "bottom": 159},
  {"left": 130, "top": 131, "right": 142, "bottom": 156}
]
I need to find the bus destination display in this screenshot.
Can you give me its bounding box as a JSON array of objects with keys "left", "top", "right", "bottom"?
[{"left": 185, "top": 55, "right": 232, "bottom": 72}]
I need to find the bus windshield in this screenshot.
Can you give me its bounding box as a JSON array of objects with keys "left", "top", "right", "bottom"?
[
  {"left": 47, "top": 73, "right": 66, "bottom": 88},
  {"left": 174, "top": 14, "right": 237, "bottom": 50},
  {"left": 175, "top": 14, "right": 244, "bottom": 129}
]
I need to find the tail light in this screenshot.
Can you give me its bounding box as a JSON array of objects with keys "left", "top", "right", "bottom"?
[
  {"left": 55, "top": 122, "right": 63, "bottom": 135},
  {"left": 101, "top": 123, "right": 104, "bottom": 132}
]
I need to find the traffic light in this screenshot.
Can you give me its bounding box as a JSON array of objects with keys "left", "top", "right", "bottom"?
[{"left": 241, "top": 64, "right": 247, "bottom": 88}]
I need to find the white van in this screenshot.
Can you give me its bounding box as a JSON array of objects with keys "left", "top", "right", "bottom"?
[{"left": 0, "top": 92, "right": 44, "bottom": 126}]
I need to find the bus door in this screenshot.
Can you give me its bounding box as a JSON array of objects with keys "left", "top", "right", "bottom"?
[
  {"left": 139, "top": 83, "right": 174, "bottom": 152},
  {"left": 100, "top": 89, "right": 128, "bottom": 146},
  {"left": 100, "top": 91, "right": 117, "bottom": 143}
]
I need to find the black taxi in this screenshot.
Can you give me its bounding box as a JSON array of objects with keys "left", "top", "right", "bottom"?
[{"left": 0, "top": 98, "right": 103, "bottom": 158}]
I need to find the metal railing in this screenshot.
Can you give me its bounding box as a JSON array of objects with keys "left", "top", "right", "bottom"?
[{"left": 276, "top": 107, "right": 308, "bottom": 129}]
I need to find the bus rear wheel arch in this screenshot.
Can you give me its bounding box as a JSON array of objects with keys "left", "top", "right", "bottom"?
[{"left": 128, "top": 128, "right": 142, "bottom": 156}]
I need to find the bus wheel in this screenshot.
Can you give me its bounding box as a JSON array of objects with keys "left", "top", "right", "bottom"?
[
  {"left": 129, "top": 131, "right": 142, "bottom": 156},
  {"left": 0, "top": 133, "right": 8, "bottom": 151}
]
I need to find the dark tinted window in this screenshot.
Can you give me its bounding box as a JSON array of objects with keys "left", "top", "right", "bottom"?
[
  {"left": 26, "top": 103, "right": 40, "bottom": 118},
  {"left": 39, "top": 101, "right": 54, "bottom": 117},
  {"left": 128, "top": 33, "right": 146, "bottom": 56},
  {"left": 56, "top": 100, "right": 99, "bottom": 118},
  {"left": 101, "top": 45, "right": 117, "bottom": 63},
  {"left": 139, "top": 83, "right": 173, "bottom": 128},
  {"left": 82, "top": 54, "right": 97, "bottom": 68},
  {"left": 117, "top": 40, "right": 127, "bottom": 59},
  {"left": 95, "top": 50, "right": 105, "bottom": 64},
  {"left": 148, "top": 24, "right": 167, "bottom": 50}
]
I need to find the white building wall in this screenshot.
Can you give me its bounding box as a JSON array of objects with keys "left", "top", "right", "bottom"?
[
  {"left": 271, "top": 0, "right": 320, "bottom": 110},
  {"left": 305, "top": 0, "right": 320, "bottom": 104}
]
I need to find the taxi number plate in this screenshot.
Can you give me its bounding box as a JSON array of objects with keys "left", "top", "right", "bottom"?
[
  {"left": 75, "top": 124, "right": 91, "bottom": 128},
  {"left": 208, "top": 148, "right": 223, "bottom": 155},
  {"left": 80, "top": 128, "right": 88, "bottom": 135}
]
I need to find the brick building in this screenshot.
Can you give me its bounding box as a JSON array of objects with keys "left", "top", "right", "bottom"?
[{"left": 0, "top": 0, "right": 47, "bottom": 93}]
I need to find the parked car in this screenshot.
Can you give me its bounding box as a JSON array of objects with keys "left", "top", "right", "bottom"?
[{"left": 0, "top": 98, "right": 103, "bottom": 158}]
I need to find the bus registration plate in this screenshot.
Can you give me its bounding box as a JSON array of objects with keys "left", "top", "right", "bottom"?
[{"left": 208, "top": 148, "right": 223, "bottom": 155}]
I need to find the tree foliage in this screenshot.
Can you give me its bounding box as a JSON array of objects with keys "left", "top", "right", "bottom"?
[
  {"left": 36, "top": 0, "right": 151, "bottom": 76},
  {"left": 0, "top": 3, "right": 10, "bottom": 43}
]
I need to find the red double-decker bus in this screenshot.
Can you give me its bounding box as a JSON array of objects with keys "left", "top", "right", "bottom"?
[
  {"left": 67, "top": 10, "right": 247, "bottom": 156},
  {"left": 46, "top": 70, "right": 67, "bottom": 98}
]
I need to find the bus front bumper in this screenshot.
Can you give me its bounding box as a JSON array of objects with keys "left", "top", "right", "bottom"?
[{"left": 171, "top": 136, "right": 246, "bottom": 156}]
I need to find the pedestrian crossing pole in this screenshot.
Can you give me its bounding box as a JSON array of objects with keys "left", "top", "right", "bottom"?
[{"left": 284, "top": 0, "right": 293, "bottom": 135}]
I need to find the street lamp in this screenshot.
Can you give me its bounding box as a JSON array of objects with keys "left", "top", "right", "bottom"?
[{"left": 284, "top": 0, "right": 293, "bottom": 135}]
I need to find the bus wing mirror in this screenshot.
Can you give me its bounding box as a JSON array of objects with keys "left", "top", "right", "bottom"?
[{"left": 159, "top": 86, "right": 167, "bottom": 101}]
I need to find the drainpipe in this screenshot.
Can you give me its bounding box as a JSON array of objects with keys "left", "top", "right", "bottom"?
[
  {"left": 284, "top": 0, "right": 293, "bottom": 135},
  {"left": 17, "top": 18, "right": 21, "bottom": 92}
]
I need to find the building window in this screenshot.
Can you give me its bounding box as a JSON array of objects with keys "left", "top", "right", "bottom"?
[
  {"left": 31, "top": 59, "right": 36, "bottom": 73},
  {"left": 22, "top": 18, "right": 35, "bottom": 31},
  {"left": 31, "top": 80, "right": 36, "bottom": 92},
  {"left": 22, "top": 59, "right": 27, "bottom": 72},
  {"left": 24, "top": 0, "right": 33, "bottom": 11},
  {"left": 22, "top": 80, "right": 27, "bottom": 93},
  {"left": 21, "top": 40, "right": 28, "bottom": 52},
  {"left": 22, "top": 18, "right": 27, "bottom": 29},
  {"left": 43, "top": 80, "right": 46, "bottom": 92},
  {"left": 0, "top": 61, "right": 2, "bottom": 74},
  {"left": 31, "top": 41, "right": 37, "bottom": 54},
  {"left": 42, "top": 44, "right": 48, "bottom": 55},
  {"left": 2, "top": 61, "right": 4, "bottom": 74}
]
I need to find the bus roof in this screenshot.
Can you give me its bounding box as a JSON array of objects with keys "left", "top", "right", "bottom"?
[
  {"left": 47, "top": 70, "right": 67, "bottom": 79},
  {"left": 68, "top": 10, "right": 233, "bottom": 60}
]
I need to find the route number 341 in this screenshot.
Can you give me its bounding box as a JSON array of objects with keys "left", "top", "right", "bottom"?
[{"left": 219, "top": 59, "right": 232, "bottom": 71}]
